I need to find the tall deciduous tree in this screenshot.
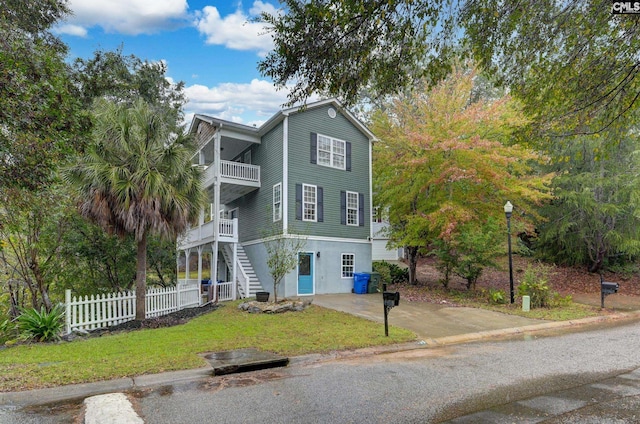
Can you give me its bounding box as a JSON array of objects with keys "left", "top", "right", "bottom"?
[
  {"left": 371, "top": 67, "right": 550, "bottom": 284},
  {"left": 0, "top": 0, "right": 87, "bottom": 190},
  {"left": 261, "top": 1, "right": 640, "bottom": 135},
  {"left": 65, "top": 99, "right": 206, "bottom": 320},
  {"left": 536, "top": 129, "right": 640, "bottom": 273},
  {"left": 72, "top": 48, "right": 186, "bottom": 121},
  {"left": 0, "top": 186, "right": 76, "bottom": 315}
]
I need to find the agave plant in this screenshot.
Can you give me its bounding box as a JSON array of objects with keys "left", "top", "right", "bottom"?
[{"left": 16, "top": 305, "right": 65, "bottom": 342}]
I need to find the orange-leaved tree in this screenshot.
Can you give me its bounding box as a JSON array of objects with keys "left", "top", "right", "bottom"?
[{"left": 371, "top": 65, "right": 551, "bottom": 286}]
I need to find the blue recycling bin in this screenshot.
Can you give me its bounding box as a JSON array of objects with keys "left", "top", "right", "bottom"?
[{"left": 353, "top": 273, "right": 370, "bottom": 294}]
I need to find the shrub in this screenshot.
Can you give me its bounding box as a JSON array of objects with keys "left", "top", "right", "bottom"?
[
  {"left": 373, "top": 261, "right": 409, "bottom": 285},
  {"left": 550, "top": 292, "right": 573, "bottom": 307},
  {"left": 16, "top": 305, "right": 65, "bottom": 342},
  {"left": 0, "top": 318, "right": 17, "bottom": 345},
  {"left": 517, "top": 265, "right": 551, "bottom": 308},
  {"left": 373, "top": 261, "right": 392, "bottom": 285},
  {"left": 487, "top": 288, "right": 508, "bottom": 305}
]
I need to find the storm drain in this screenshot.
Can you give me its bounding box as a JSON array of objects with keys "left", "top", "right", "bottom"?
[{"left": 202, "top": 348, "right": 289, "bottom": 376}]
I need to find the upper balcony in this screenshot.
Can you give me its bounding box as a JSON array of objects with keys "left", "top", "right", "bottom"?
[
  {"left": 178, "top": 218, "right": 238, "bottom": 250},
  {"left": 203, "top": 160, "right": 261, "bottom": 204}
]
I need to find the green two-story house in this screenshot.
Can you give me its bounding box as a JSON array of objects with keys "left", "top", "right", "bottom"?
[{"left": 177, "top": 99, "right": 375, "bottom": 299}]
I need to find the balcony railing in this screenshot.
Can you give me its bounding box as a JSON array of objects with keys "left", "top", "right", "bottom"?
[
  {"left": 180, "top": 218, "right": 238, "bottom": 248},
  {"left": 220, "top": 160, "right": 260, "bottom": 182},
  {"left": 219, "top": 218, "right": 236, "bottom": 238},
  {"left": 204, "top": 160, "right": 260, "bottom": 185}
]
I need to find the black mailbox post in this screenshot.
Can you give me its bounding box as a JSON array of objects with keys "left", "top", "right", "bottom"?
[
  {"left": 382, "top": 284, "right": 400, "bottom": 337},
  {"left": 600, "top": 274, "right": 619, "bottom": 308}
]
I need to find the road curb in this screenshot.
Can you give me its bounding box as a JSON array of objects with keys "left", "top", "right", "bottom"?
[
  {"left": 2, "top": 310, "right": 640, "bottom": 413},
  {"left": 376, "top": 309, "right": 640, "bottom": 353}
]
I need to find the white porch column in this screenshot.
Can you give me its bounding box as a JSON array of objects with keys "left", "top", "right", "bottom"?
[
  {"left": 211, "top": 130, "right": 221, "bottom": 285},
  {"left": 232, "top": 242, "right": 238, "bottom": 300},
  {"left": 211, "top": 241, "right": 219, "bottom": 285},
  {"left": 176, "top": 249, "right": 181, "bottom": 283},
  {"left": 197, "top": 246, "right": 203, "bottom": 283},
  {"left": 184, "top": 249, "right": 191, "bottom": 282},
  {"left": 282, "top": 115, "right": 289, "bottom": 235}
]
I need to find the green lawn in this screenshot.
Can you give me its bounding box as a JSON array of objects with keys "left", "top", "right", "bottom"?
[{"left": 0, "top": 302, "right": 415, "bottom": 392}]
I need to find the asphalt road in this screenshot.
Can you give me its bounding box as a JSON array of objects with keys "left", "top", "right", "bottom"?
[
  {"left": 4, "top": 319, "right": 640, "bottom": 423},
  {"left": 138, "top": 320, "right": 640, "bottom": 423}
]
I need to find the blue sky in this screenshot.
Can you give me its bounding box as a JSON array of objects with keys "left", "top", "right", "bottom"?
[{"left": 55, "top": 1, "right": 308, "bottom": 126}]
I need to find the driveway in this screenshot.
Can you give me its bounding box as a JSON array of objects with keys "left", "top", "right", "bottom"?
[{"left": 312, "top": 293, "right": 547, "bottom": 340}]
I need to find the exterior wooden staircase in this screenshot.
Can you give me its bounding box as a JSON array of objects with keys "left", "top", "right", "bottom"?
[{"left": 222, "top": 244, "right": 264, "bottom": 298}]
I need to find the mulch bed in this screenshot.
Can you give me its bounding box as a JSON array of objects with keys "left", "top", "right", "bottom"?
[
  {"left": 388, "top": 256, "right": 640, "bottom": 303},
  {"left": 82, "top": 302, "right": 221, "bottom": 337}
]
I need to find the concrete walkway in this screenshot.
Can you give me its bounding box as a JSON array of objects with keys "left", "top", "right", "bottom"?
[{"left": 312, "top": 292, "right": 548, "bottom": 339}]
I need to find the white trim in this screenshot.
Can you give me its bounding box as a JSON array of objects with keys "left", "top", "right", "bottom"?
[
  {"left": 302, "top": 183, "right": 317, "bottom": 222},
  {"left": 346, "top": 190, "right": 359, "bottom": 226},
  {"left": 242, "top": 234, "right": 370, "bottom": 247},
  {"left": 316, "top": 133, "right": 346, "bottom": 170},
  {"left": 273, "top": 182, "right": 282, "bottom": 222},
  {"left": 369, "top": 138, "right": 373, "bottom": 240},
  {"left": 283, "top": 116, "right": 289, "bottom": 234},
  {"left": 341, "top": 253, "right": 355, "bottom": 279}
]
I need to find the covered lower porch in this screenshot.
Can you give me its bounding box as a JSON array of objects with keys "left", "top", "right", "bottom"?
[{"left": 177, "top": 241, "right": 263, "bottom": 302}]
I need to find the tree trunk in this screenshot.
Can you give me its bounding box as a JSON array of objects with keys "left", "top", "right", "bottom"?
[
  {"left": 135, "top": 232, "right": 147, "bottom": 320},
  {"left": 406, "top": 246, "right": 419, "bottom": 285}
]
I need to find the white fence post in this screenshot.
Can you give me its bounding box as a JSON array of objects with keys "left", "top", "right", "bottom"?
[{"left": 65, "top": 289, "right": 71, "bottom": 334}]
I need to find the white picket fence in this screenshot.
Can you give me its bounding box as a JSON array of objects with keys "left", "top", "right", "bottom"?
[
  {"left": 216, "top": 281, "right": 234, "bottom": 301},
  {"left": 64, "top": 281, "right": 201, "bottom": 334}
]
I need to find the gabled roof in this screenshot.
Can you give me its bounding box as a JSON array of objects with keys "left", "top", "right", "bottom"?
[{"left": 189, "top": 98, "right": 376, "bottom": 141}]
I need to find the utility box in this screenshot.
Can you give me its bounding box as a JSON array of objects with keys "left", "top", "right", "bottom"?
[{"left": 367, "top": 272, "right": 382, "bottom": 293}]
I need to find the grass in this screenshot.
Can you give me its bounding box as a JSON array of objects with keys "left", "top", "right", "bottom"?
[
  {"left": 461, "top": 299, "right": 602, "bottom": 321},
  {"left": 437, "top": 288, "right": 604, "bottom": 321},
  {"left": 0, "top": 301, "right": 415, "bottom": 392}
]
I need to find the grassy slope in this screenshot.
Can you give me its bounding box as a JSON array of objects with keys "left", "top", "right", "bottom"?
[{"left": 0, "top": 302, "right": 415, "bottom": 392}]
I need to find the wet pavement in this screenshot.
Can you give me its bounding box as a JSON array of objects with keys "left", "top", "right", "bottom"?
[
  {"left": 444, "top": 368, "right": 640, "bottom": 423},
  {"left": 2, "top": 292, "right": 640, "bottom": 423},
  {"left": 312, "top": 292, "right": 549, "bottom": 339}
]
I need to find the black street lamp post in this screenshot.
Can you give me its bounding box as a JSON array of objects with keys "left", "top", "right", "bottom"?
[{"left": 504, "top": 201, "right": 515, "bottom": 304}]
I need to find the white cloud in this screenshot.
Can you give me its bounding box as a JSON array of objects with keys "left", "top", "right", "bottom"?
[
  {"left": 195, "top": 2, "right": 274, "bottom": 56},
  {"left": 184, "top": 78, "right": 319, "bottom": 127},
  {"left": 61, "top": 0, "right": 189, "bottom": 36},
  {"left": 54, "top": 24, "right": 88, "bottom": 37},
  {"left": 184, "top": 79, "right": 289, "bottom": 125}
]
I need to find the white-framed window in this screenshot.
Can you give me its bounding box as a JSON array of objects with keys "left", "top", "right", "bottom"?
[
  {"left": 317, "top": 134, "right": 346, "bottom": 170},
  {"left": 372, "top": 207, "right": 383, "bottom": 223},
  {"left": 341, "top": 253, "right": 355, "bottom": 278},
  {"left": 273, "top": 183, "right": 282, "bottom": 222},
  {"left": 346, "top": 191, "right": 359, "bottom": 226},
  {"left": 303, "top": 184, "right": 317, "bottom": 222}
]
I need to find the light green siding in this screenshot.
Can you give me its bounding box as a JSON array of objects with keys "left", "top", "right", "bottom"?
[
  {"left": 287, "top": 105, "right": 370, "bottom": 239},
  {"left": 229, "top": 124, "right": 283, "bottom": 242}
]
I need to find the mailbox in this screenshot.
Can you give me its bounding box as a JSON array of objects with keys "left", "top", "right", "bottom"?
[
  {"left": 383, "top": 291, "right": 400, "bottom": 308},
  {"left": 382, "top": 289, "right": 400, "bottom": 337},
  {"left": 600, "top": 274, "right": 619, "bottom": 308},
  {"left": 601, "top": 281, "right": 619, "bottom": 295}
]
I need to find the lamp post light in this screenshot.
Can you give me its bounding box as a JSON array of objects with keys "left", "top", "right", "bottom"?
[{"left": 504, "top": 201, "right": 515, "bottom": 304}]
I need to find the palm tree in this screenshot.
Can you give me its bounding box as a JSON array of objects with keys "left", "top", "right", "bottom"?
[{"left": 65, "top": 98, "right": 206, "bottom": 319}]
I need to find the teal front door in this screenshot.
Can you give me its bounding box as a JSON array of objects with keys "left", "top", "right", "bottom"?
[{"left": 297, "top": 252, "right": 314, "bottom": 295}]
